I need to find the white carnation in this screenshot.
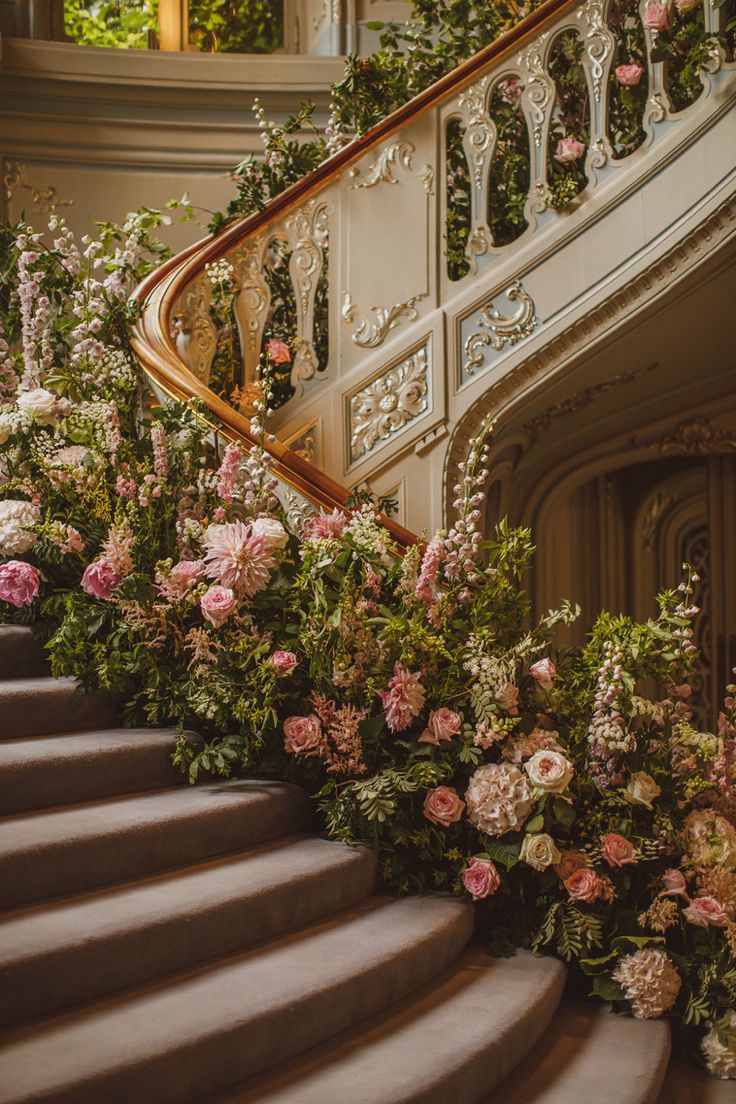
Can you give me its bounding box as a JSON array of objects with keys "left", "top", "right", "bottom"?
[{"left": 0, "top": 499, "right": 40, "bottom": 555}]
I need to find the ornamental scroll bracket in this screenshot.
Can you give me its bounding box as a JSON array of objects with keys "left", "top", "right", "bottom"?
[
  {"left": 463, "top": 281, "right": 538, "bottom": 376},
  {"left": 348, "top": 139, "right": 434, "bottom": 195},
  {"left": 349, "top": 344, "right": 430, "bottom": 462},
  {"left": 171, "top": 271, "right": 217, "bottom": 385},
  {"left": 341, "top": 291, "right": 428, "bottom": 350}
]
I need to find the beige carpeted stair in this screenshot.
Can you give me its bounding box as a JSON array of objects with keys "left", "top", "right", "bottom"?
[{"left": 0, "top": 626, "right": 725, "bottom": 1103}]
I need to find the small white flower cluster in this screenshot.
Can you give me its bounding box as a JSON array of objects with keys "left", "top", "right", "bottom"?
[
  {"left": 94, "top": 349, "right": 137, "bottom": 396},
  {"left": 205, "top": 259, "right": 236, "bottom": 289},
  {"left": 0, "top": 406, "right": 33, "bottom": 444},
  {"left": 345, "top": 504, "right": 391, "bottom": 561},
  {"left": 464, "top": 635, "right": 512, "bottom": 698},
  {"left": 672, "top": 567, "right": 700, "bottom": 660}
]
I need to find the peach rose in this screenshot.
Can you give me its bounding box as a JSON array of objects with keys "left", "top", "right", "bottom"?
[
  {"left": 603, "top": 833, "right": 638, "bottom": 868},
  {"left": 497, "top": 683, "right": 520, "bottom": 714},
  {"left": 462, "top": 858, "right": 501, "bottom": 900},
  {"left": 615, "top": 64, "right": 644, "bottom": 85},
  {"left": 423, "top": 786, "right": 465, "bottom": 828},
  {"left": 418, "top": 707, "right": 462, "bottom": 745},
  {"left": 553, "top": 138, "right": 585, "bottom": 164},
  {"left": 530, "top": 657, "right": 557, "bottom": 688},
  {"left": 674, "top": 0, "right": 699, "bottom": 11},
  {"left": 565, "top": 867, "right": 602, "bottom": 904},
  {"left": 283, "top": 714, "right": 322, "bottom": 756},
  {"left": 265, "top": 338, "right": 291, "bottom": 365},
  {"left": 555, "top": 850, "right": 590, "bottom": 882},
  {"left": 683, "top": 896, "right": 729, "bottom": 928}
]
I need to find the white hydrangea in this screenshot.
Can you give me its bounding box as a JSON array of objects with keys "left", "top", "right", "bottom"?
[
  {"left": 612, "top": 948, "right": 681, "bottom": 1019},
  {"left": 0, "top": 499, "right": 40, "bottom": 555},
  {"left": 702, "top": 1011, "right": 736, "bottom": 1080},
  {"left": 465, "top": 762, "right": 533, "bottom": 837}
]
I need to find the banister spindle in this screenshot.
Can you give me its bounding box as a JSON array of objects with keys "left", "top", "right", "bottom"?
[
  {"left": 519, "top": 31, "right": 556, "bottom": 224},
  {"left": 457, "top": 75, "right": 497, "bottom": 265},
  {"left": 640, "top": 0, "right": 673, "bottom": 136},
  {"left": 577, "top": 0, "right": 616, "bottom": 172}
]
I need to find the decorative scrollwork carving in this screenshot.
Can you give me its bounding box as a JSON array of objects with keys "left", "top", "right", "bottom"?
[
  {"left": 281, "top": 490, "right": 317, "bottom": 535},
  {"left": 518, "top": 33, "right": 553, "bottom": 149},
  {"left": 577, "top": 0, "right": 615, "bottom": 105},
  {"left": 171, "top": 272, "right": 217, "bottom": 385},
  {"left": 341, "top": 291, "right": 427, "bottom": 349},
  {"left": 463, "top": 281, "right": 539, "bottom": 376},
  {"left": 456, "top": 75, "right": 496, "bottom": 260},
  {"left": 284, "top": 200, "right": 330, "bottom": 386},
  {"left": 634, "top": 417, "right": 736, "bottom": 456},
  {"left": 285, "top": 421, "right": 319, "bottom": 464},
  {"left": 350, "top": 345, "right": 430, "bottom": 461},
  {"left": 349, "top": 140, "right": 434, "bottom": 194},
  {"left": 231, "top": 239, "right": 271, "bottom": 395}
]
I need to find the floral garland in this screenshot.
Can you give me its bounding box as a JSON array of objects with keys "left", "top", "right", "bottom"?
[{"left": 0, "top": 214, "right": 735, "bottom": 1078}]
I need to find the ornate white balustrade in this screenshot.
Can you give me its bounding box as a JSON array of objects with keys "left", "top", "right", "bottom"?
[{"left": 145, "top": 0, "right": 735, "bottom": 534}]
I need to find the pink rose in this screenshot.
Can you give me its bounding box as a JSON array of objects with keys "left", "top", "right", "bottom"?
[
  {"left": 200, "top": 585, "right": 238, "bottom": 628},
  {"left": 462, "top": 858, "right": 501, "bottom": 900},
  {"left": 643, "top": 2, "right": 669, "bottom": 30},
  {"left": 81, "top": 557, "right": 121, "bottom": 600},
  {"left": 0, "top": 560, "right": 41, "bottom": 606},
  {"left": 418, "top": 707, "right": 462, "bottom": 745},
  {"left": 682, "top": 896, "right": 729, "bottom": 928},
  {"left": 283, "top": 714, "right": 322, "bottom": 756},
  {"left": 603, "top": 833, "right": 638, "bottom": 868},
  {"left": 553, "top": 137, "right": 585, "bottom": 164},
  {"left": 423, "top": 786, "right": 465, "bottom": 828},
  {"left": 171, "top": 559, "right": 206, "bottom": 588},
  {"left": 659, "top": 868, "right": 688, "bottom": 897},
  {"left": 270, "top": 650, "right": 297, "bottom": 675},
  {"left": 615, "top": 64, "right": 644, "bottom": 86},
  {"left": 565, "top": 867, "right": 601, "bottom": 904},
  {"left": 498, "top": 683, "right": 520, "bottom": 714},
  {"left": 266, "top": 338, "right": 291, "bottom": 365},
  {"left": 530, "top": 657, "right": 557, "bottom": 689}
]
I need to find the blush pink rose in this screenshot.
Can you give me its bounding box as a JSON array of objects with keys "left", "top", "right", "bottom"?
[
  {"left": 270, "top": 650, "right": 297, "bottom": 675},
  {"left": 603, "top": 833, "right": 638, "bottom": 868},
  {"left": 643, "top": 2, "right": 669, "bottom": 30},
  {"left": 418, "top": 707, "right": 462, "bottom": 745},
  {"left": 283, "top": 714, "right": 322, "bottom": 756},
  {"left": 565, "top": 867, "right": 601, "bottom": 904},
  {"left": 200, "top": 585, "right": 238, "bottom": 628},
  {"left": 530, "top": 657, "right": 557, "bottom": 689},
  {"left": 553, "top": 137, "right": 585, "bottom": 163},
  {"left": 682, "top": 896, "right": 729, "bottom": 928},
  {"left": 0, "top": 560, "right": 41, "bottom": 606},
  {"left": 265, "top": 338, "right": 291, "bottom": 365},
  {"left": 171, "top": 559, "right": 206, "bottom": 588},
  {"left": 462, "top": 858, "right": 501, "bottom": 900},
  {"left": 81, "top": 557, "right": 121, "bottom": 600},
  {"left": 423, "top": 786, "right": 465, "bottom": 828},
  {"left": 659, "top": 868, "right": 688, "bottom": 897},
  {"left": 615, "top": 64, "right": 644, "bottom": 85}
]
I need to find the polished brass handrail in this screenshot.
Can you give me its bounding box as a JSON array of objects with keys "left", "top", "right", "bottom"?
[{"left": 130, "top": 0, "right": 577, "bottom": 541}]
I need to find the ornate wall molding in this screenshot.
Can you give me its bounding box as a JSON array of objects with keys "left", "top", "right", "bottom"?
[
  {"left": 444, "top": 192, "right": 736, "bottom": 521},
  {"left": 341, "top": 290, "right": 427, "bottom": 349},
  {"left": 285, "top": 420, "right": 320, "bottom": 464},
  {"left": 633, "top": 416, "right": 736, "bottom": 456},
  {"left": 348, "top": 140, "right": 434, "bottom": 194},
  {"left": 523, "top": 362, "right": 654, "bottom": 444},
  {"left": 2, "top": 160, "right": 72, "bottom": 213},
  {"left": 462, "top": 281, "right": 539, "bottom": 377},
  {"left": 349, "top": 344, "right": 430, "bottom": 462}
]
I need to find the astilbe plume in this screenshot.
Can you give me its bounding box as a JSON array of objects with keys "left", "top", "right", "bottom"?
[{"left": 311, "top": 693, "right": 367, "bottom": 775}]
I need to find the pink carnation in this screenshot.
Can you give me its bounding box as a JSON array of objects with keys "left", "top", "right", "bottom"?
[
  {"left": 203, "top": 520, "right": 276, "bottom": 596},
  {"left": 553, "top": 137, "right": 585, "bottom": 163},
  {"left": 462, "top": 858, "right": 501, "bottom": 900},
  {"left": 283, "top": 714, "right": 322, "bottom": 756},
  {"left": 418, "top": 707, "right": 462, "bottom": 745},
  {"left": 423, "top": 786, "right": 465, "bottom": 828},
  {"left": 379, "top": 662, "right": 426, "bottom": 732},
  {"left": 565, "top": 867, "right": 602, "bottom": 904},
  {"left": 266, "top": 338, "right": 291, "bottom": 365},
  {"left": 603, "top": 833, "right": 638, "bottom": 868},
  {"left": 81, "top": 557, "right": 121, "bottom": 600},
  {"left": 683, "top": 896, "right": 729, "bottom": 928},
  {"left": 615, "top": 63, "right": 644, "bottom": 86},
  {"left": 303, "top": 509, "right": 348, "bottom": 543},
  {"left": 200, "top": 585, "right": 238, "bottom": 628},
  {"left": 270, "top": 650, "right": 297, "bottom": 675},
  {"left": 0, "top": 560, "right": 41, "bottom": 606}
]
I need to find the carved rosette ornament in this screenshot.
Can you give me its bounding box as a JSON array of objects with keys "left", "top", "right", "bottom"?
[
  {"left": 348, "top": 140, "right": 434, "bottom": 194},
  {"left": 285, "top": 200, "right": 330, "bottom": 387},
  {"left": 171, "top": 272, "right": 217, "bottom": 385},
  {"left": 341, "top": 291, "right": 427, "bottom": 349},
  {"left": 350, "top": 346, "right": 430, "bottom": 461},
  {"left": 455, "top": 76, "right": 496, "bottom": 262},
  {"left": 463, "top": 281, "right": 539, "bottom": 376},
  {"left": 518, "top": 32, "right": 556, "bottom": 218}
]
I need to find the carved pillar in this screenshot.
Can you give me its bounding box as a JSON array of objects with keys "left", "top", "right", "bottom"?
[
  {"left": 231, "top": 240, "right": 271, "bottom": 399},
  {"left": 284, "top": 200, "right": 329, "bottom": 390},
  {"left": 456, "top": 75, "right": 496, "bottom": 264},
  {"left": 518, "top": 31, "right": 556, "bottom": 226},
  {"left": 577, "top": 0, "right": 616, "bottom": 173},
  {"left": 171, "top": 272, "right": 217, "bottom": 385},
  {"left": 707, "top": 455, "right": 736, "bottom": 723},
  {"left": 639, "top": 0, "right": 672, "bottom": 137}
]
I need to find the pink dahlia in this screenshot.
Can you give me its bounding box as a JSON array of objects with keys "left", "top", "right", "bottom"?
[
  {"left": 303, "top": 509, "right": 348, "bottom": 543},
  {"left": 203, "top": 520, "right": 276, "bottom": 596},
  {"left": 0, "top": 560, "right": 41, "bottom": 606},
  {"left": 379, "top": 662, "right": 426, "bottom": 732}
]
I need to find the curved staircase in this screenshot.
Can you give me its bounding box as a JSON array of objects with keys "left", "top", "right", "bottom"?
[{"left": 1, "top": 625, "right": 728, "bottom": 1103}]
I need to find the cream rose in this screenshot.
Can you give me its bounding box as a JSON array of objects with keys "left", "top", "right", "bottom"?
[
  {"left": 625, "top": 771, "right": 662, "bottom": 809},
  {"left": 0, "top": 499, "right": 40, "bottom": 555},
  {"left": 16, "top": 387, "right": 60, "bottom": 425},
  {"left": 521, "top": 832, "right": 561, "bottom": 872},
  {"left": 524, "top": 749, "right": 574, "bottom": 794},
  {"left": 250, "top": 516, "right": 289, "bottom": 551}
]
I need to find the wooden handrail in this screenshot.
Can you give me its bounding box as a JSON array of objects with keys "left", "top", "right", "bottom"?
[{"left": 131, "top": 0, "right": 577, "bottom": 541}]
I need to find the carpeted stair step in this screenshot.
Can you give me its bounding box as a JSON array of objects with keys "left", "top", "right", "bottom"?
[
  {"left": 0, "top": 676, "right": 117, "bottom": 739},
  {"left": 0, "top": 627, "right": 49, "bottom": 679},
  {"left": 0, "top": 895, "right": 473, "bottom": 1104},
  {"left": 0, "top": 727, "right": 191, "bottom": 814},
  {"left": 0, "top": 835, "right": 377, "bottom": 1027},
  {"left": 204, "top": 948, "right": 566, "bottom": 1104},
  {"left": 481, "top": 1003, "right": 671, "bottom": 1104},
  {"left": 0, "top": 779, "right": 313, "bottom": 909},
  {"left": 656, "top": 1057, "right": 735, "bottom": 1103}
]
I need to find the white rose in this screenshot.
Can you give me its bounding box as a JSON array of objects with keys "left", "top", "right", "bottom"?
[
  {"left": 16, "top": 387, "right": 59, "bottom": 426},
  {"left": 251, "top": 516, "right": 288, "bottom": 550},
  {"left": 0, "top": 415, "right": 14, "bottom": 445},
  {"left": 0, "top": 499, "right": 40, "bottom": 555},
  {"left": 625, "top": 771, "right": 662, "bottom": 809},
  {"left": 521, "top": 832, "right": 561, "bottom": 871},
  {"left": 524, "top": 749, "right": 574, "bottom": 794}
]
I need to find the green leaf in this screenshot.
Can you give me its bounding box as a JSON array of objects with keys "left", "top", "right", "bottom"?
[
  {"left": 591, "top": 976, "right": 625, "bottom": 1002},
  {"left": 525, "top": 814, "right": 545, "bottom": 834},
  {"left": 363, "top": 20, "right": 386, "bottom": 30},
  {"left": 484, "top": 838, "right": 521, "bottom": 870},
  {"left": 553, "top": 798, "right": 576, "bottom": 826}
]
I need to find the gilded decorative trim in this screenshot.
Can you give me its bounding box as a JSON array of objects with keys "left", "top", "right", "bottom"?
[{"left": 633, "top": 416, "right": 736, "bottom": 456}]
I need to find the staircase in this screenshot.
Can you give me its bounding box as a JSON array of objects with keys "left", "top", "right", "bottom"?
[{"left": 2, "top": 625, "right": 730, "bottom": 1103}]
